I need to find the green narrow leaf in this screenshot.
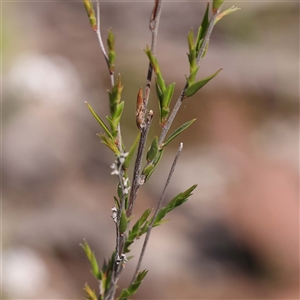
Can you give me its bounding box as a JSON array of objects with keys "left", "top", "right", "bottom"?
[
  {"left": 123, "top": 132, "right": 140, "bottom": 169},
  {"left": 156, "top": 72, "right": 166, "bottom": 93},
  {"left": 116, "top": 289, "right": 130, "bottom": 300},
  {"left": 142, "top": 162, "right": 155, "bottom": 178},
  {"left": 152, "top": 219, "right": 169, "bottom": 227},
  {"left": 107, "top": 101, "right": 124, "bottom": 137},
  {"left": 114, "top": 196, "right": 120, "bottom": 209},
  {"left": 144, "top": 46, "right": 160, "bottom": 76},
  {"left": 83, "top": 0, "right": 97, "bottom": 31},
  {"left": 81, "top": 239, "right": 93, "bottom": 261},
  {"left": 105, "top": 116, "right": 117, "bottom": 138},
  {"left": 201, "top": 39, "right": 210, "bottom": 59},
  {"left": 102, "top": 253, "right": 115, "bottom": 292},
  {"left": 187, "top": 66, "right": 199, "bottom": 86},
  {"left": 85, "top": 102, "right": 113, "bottom": 140},
  {"left": 162, "top": 82, "right": 175, "bottom": 108},
  {"left": 163, "top": 118, "right": 196, "bottom": 148},
  {"left": 117, "top": 182, "right": 123, "bottom": 199},
  {"left": 155, "top": 78, "right": 163, "bottom": 99},
  {"left": 187, "top": 48, "right": 197, "bottom": 72},
  {"left": 84, "top": 283, "right": 98, "bottom": 300},
  {"left": 124, "top": 208, "right": 152, "bottom": 253},
  {"left": 107, "top": 29, "right": 115, "bottom": 50},
  {"left": 108, "top": 74, "right": 123, "bottom": 116},
  {"left": 131, "top": 208, "right": 152, "bottom": 237},
  {"left": 214, "top": 6, "right": 241, "bottom": 24},
  {"left": 187, "top": 29, "right": 195, "bottom": 53},
  {"left": 145, "top": 46, "right": 166, "bottom": 91},
  {"left": 108, "top": 51, "right": 116, "bottom": 71},
  {"left": 184, "top": 68, "right": 222, "bottom": 98},
  {"left": 107, "top": 251, "right": 115, "bottom": 271},
  {"left": 116, "top": 270, "right": 148, "bottom": 300},
  {"left": 213, "top": 0, "right": 224, "bottom": 13},
  {"left": 119, "top": 209, "right": 128, "bottom": 234},
  {"left": 144, "top": 149, "right": 164, "bottom": 182},
  {"left": 115, "top": 101, "right": 125, "bottom": 120},
  {"left": 90, "top": 255, "right": 99, "bottom": 278},
  {"left": 195, "top": 3, "right": 209, "bottom": 54},
  {"left": 161, "top": 107, "right": 170, "bottom": 126},
  {"left": 153, "top": 184, "right": 197, "bottom": 225},
  {"left": 107, "top": 29, "right": 115, "bottom": 73},
  {"left": 97, "top": 133, "right": 120, "bottom": 155},
  {"left": 155, "top": 79, "right": 163, "bottom": 124},
  {"left": 81, "top": 240, "right": 100, "bottom": 279},
  {"left": 146, "top": 136, "right": 159, "bottom": 162}
]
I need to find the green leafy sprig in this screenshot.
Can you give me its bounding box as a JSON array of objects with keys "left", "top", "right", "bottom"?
[{"left": 81, "top": 1, "right": 239, "bottom": 299}]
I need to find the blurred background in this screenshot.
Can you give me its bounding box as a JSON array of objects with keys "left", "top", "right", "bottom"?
[{"left": 2, "top": 1, "right": 299, "bottom": 299}]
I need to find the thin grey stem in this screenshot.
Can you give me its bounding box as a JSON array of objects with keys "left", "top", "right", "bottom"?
[
  {"left": 127, "top": 0, "right": 163, "bottom": 219},
  {"left": 116, "top": 169, "right": 125, "bottom": 253},
  {"left": 95, "top": 2, "right": 123, "bottom": 294},
  {"left": 131, "top": 142, "right": 183, "bottom": 283},
  {"left": 158, "top": 8, "right": 221, "bottom": 147},
  {"left": 127, "top": 112, "right": 153, "bottom": 218},
  {"left": 150, "top": 0, "right": 163, "bottom": 52},
  {"left": 105, "top": 160, "right": 129, "bottom": 300},
  {"left": 104, "top": 282, "right": 116, "bottom": 300},
  {"left": 95, "top": 0, "right": 109, "bottom": 71},
  {"left": 158, "top": 84, "right": 187, "bottom": 146},
  {"left": 144, "top": 0, "right": 163, "bottom": 109},
  {"left": 196, "top": 8, "right": 220, "bottom": 66}
]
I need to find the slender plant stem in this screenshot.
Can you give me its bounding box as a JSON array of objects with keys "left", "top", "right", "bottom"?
[
  {"left": 196, "top": 8, "right": 220, "bottom": 66},
  {"left": 97, "top": 2, "right": 161, "bottom": 298},
  {"left": 95, "top": 1, "right": 109, "bottom": 75},
  {"left": 94, "top": 3, "right": 126, "bottom": 299},
  {"left": 116, "top": 169, "right": 126, "bottom": 255},
  {"left": 96, "top": 0, "right": 124, "bottom": 152},
  {"left": 127, "top": 112, "right": 153, "bottom": 218},
  {"left": 131, "top": 142, "right": 183, "bottom": 283},
  {"left": 95, "top": 0, "right": 115, "bottom": 87},
  {"left": 158, "top": 8, "right": 221, "bottom": 147},
  {"left": 106, "top": 112, "right": 153, "bottom": 299},
  {"left": 144, "top": 0, "right": 163, "bottom": 108},
  {"left": 158, "top": 84, "right": 187, "bottom": 146},
  {"left": 127, "top": 0, "right": 163, "bottom": 218}
]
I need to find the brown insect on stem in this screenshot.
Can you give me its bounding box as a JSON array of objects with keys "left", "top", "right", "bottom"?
[{"left": 136, "top": 87, "right": 145, "bottom": 130}]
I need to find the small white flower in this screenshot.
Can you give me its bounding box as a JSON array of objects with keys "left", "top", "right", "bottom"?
[
  {"left": 120, "top": 253, "right": 128, "bottom": 262},
  {"left": 139, "top": 176, "right": 145, "bottom": 186},
  {"left": 124, "top": 186, "right": 130, "bottom": 195},
  {"left": 111, "top": 169, "right": 119, "bottom": 175},
  {"left": 110, "top": 163, "right": 119, "bottom": 175},
  {"left": 118, "top": 152, "right": 129, "bottom": 165},
  {"left": 116, "top": 253, "right": 128, "bottom": 265},
  {"left": 111, "top": 206, "right": 118, "bottom": 223},
  {"left": 123, "top": 177, "right": 129, "bottom": 187}
]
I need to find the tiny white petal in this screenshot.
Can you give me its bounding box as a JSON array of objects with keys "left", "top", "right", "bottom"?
[
  {"left": 111, "top": 169, "right": 119, "bottom": 175},
  {"left": 123, "top": 177, "right": 129, "bottom": 186}
]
